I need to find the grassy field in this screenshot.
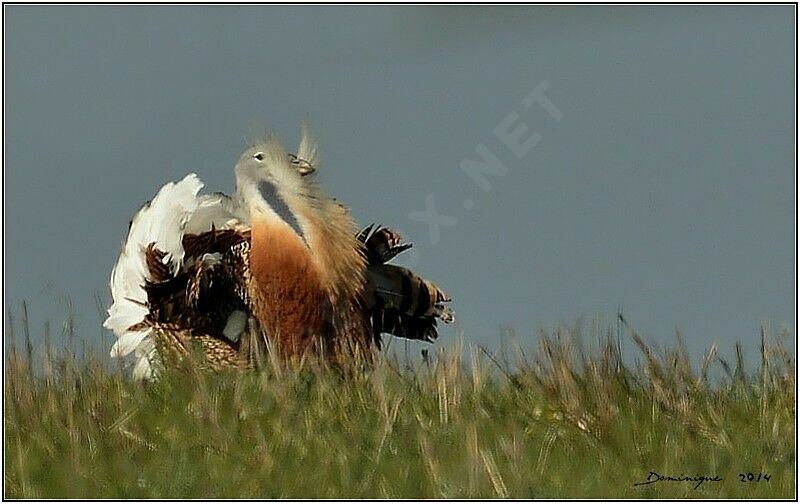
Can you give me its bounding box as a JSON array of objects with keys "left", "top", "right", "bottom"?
[{"left": 4, "top": 315, "right": 796, "bottom": 499}]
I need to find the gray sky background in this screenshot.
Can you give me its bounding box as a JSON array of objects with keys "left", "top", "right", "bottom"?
[{"left": 4, "top": 5, "right": 796, "bottom": 366}]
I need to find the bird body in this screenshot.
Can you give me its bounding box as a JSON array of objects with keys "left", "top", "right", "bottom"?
[
  {"left": 248, "top": 213, "right": 332, "bottom": 356},
  {"left": 104, "top": 129, "right": 453, "bottom": 379}
]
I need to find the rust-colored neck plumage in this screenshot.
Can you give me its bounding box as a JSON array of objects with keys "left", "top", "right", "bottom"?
[
  {"left": 295, "top": 197, "right": 372, "bottom": 356},
  {"left": 247, "top": 198, "right": 371, "bottom": 358},
  {"left": 248, "top": 214, "right": 333, "bottom": 356},
  {"left": 296, "top": 199, "right": 365, "bottom": 308}
]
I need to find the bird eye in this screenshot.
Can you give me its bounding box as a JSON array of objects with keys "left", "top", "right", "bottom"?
[{"left": 253, "top": 152, "right": 265, "bottom": 161}]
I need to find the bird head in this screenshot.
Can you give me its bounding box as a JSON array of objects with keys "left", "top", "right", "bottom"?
[{"left": 233, "top": 132, "right": 321, "bottom": 240}]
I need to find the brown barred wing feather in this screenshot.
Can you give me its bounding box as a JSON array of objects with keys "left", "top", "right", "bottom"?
[
  {"left": 357, "top": 224, "right": 454, "bottom": 346},
  {"left": 365, "top": 263, "right": 454, "bottom": 345},
  {"left": 357, "top": 224, "right": 413, "bottom": 265},
  {"left": 183, "top": 227, "right": 251, "bottom": 259},
  {"left": 145, "top": 244, "right": 173, "bottom": 283},
  {"left": 132, "top": 228, "right": 254, "bottom": 371},
  {"left": 149, "top": 325, "right": 246, "bottom": 372}
]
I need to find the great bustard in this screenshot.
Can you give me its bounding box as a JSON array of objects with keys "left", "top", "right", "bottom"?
[{"left": 104, "top": 129, "right": 453, "bottom": 379}]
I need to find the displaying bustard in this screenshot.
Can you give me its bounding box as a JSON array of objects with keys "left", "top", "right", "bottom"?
[{"left": 103, "top": 129, "right": 453, "bottom": 379}]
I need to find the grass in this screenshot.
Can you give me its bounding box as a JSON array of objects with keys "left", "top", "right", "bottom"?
[{"left": 3, "top": 309, "right": 796, "bottom": 498}]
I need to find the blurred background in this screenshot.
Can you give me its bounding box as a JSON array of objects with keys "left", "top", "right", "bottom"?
[{"left": 4, "top": 5, "right": 795, "bottom": 366}]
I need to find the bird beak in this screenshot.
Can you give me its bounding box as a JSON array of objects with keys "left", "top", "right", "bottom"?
[
  {"left": 297, "top": 161, "right": 315, "bottom": 176},
  {"left": 289, "top": 154, "right": 316, "bottom": 176}
]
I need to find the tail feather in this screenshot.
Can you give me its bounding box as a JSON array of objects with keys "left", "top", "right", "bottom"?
[
  {"left": 105, "top": 174, "right": 205, "bottom": 362},
  {"left": 356, "top": 223, "right": 454, "bottom": 344},
  {"left": 366, "top": 264, "right": 454, "bottom": 344},
  {"left": 105, "top": 174, "right": 248, "bottom": 378},
  {"left": 371, "top": 309, "right": 440, "bottom": 344},
  {"left": 357, "top": 224, "right": 413, "bottom": 265}
]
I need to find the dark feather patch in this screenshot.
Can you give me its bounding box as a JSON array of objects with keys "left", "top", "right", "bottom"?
[
  {"left": 364, "top": 262, "right": 453, "bottom": 345},
  {"left": 133, "top": 228, "right": 254, "bottom": 366},
  {"left": 357, "top": 224, "right": 413, "bottom": 265},
  {"left": 145, "top": 244, "right": 173, "bottom": 283},
  {"left": 183, "top": 228, "right": 250, "bottom": 259}
]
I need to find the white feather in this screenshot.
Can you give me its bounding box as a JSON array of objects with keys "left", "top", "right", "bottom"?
[
  {"left": 185, "top": 192, "right": 248, "bottom": 233},
  {"left": 132, "top": 338, "right": 157, "bottom": 381},
  {"left": 110, "top": 329, "right": 150, "bottom": 358},
  {"left": 297, "top": 124, "right": 319, "bottom": 168},
  {"left": 222, "top": 310, "right": 248, "bottom": 342},
  {"left": 104, "top": 173, "right": 243, "bottom": 379}
]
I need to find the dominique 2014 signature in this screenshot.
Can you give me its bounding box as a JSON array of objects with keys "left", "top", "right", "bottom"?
[{"left": 633, "top": 471, "right": 772, "bottom": 490}]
